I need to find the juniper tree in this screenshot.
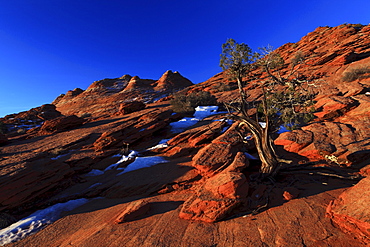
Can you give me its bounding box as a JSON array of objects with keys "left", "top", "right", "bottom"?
[{"left": 220, "top": 39, "right": 315, "bottom": 177}]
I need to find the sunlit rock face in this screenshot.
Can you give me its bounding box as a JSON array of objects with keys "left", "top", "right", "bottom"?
[{"left": 53, "top": 71, "right": 193, "bottom": 118}]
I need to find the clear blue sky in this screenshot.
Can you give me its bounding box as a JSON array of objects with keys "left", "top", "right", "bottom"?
[{"left": 1, "top": 0, "right": 369, "bottom": 117}]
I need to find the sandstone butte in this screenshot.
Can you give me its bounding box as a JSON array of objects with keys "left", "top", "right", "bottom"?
[{"left": 0, "top": 24, "right": 369, "bottom": 246}]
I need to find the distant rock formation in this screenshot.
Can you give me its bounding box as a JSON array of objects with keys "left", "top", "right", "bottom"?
[{"left": 53, "top": 71, "right": 193, "bottom": 117}]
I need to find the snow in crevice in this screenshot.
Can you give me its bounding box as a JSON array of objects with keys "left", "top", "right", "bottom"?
[
  {"left": 170, "top": 106, "right": 222, "bottom": 134},
  {"left": 146, "top": 139, "right": 170, "bottom": 150},
  {"left": 0, "top": 198, "right": 90, "bottom": 246},
  {"left": 104, "top": 150, "right": 138, "bottom": 171},
  {"left": 116, "top": 156, "right": 167, "bottom": 175}
]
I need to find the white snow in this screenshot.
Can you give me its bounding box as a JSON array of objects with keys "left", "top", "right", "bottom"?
[
  {"left": 84, "top": 169, "right": 104, "bottom": 176},
  {"left": 117, "top": 156, "right": 167, "bottom": 175},
  {"left": 170, "top": 106, "right": 221, "bottom": 133},
  {"left": 259, "top": 122, "right": 267, "bottom": 128},
  {"left": 244, "top": 152, "right": 258, "bottom": 160},
  {"left": 146, "top": 139, "right": 170, "bottom": 150},
  {"left": 193, "top": 106, "right": 219, "bottom": 119},
  {"left": 51, "top": 154, "right": 68, "bottom": 160},
  {"left": 0, "top": 198, "right": 89, "bottom": 246},
  {"left": 169, "top": 117, "right": 200, "bottom": 133},
  {"left": 104, "top": 150, "right": 138, "bottom": 171},
  {"left": 277, "top": 124, "right": 291, "bottom": 134}
]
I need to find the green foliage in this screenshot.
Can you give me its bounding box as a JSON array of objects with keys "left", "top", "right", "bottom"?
[
  {"left": 342, "top": 65, "right": 370, "bottom": 82},
  {"left": 259, "top": 85, "right": 315, "bottom": 130},
  {"left": 220, "top": 39, "right": 316, "bottom": 132},
  {"left": 170, "top": 91, "right": 217, "bottom": 113},
  {"left": 219, "top": 38, "right": 260, "bottom": 81}
]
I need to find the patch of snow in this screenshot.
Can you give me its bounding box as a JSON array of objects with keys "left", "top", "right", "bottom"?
[
  {"left": 51, "top": 154, "right": 68, "bottom": 160},
  {"left": 277, "top": 124, "right": 291, "bottom": 134},
  {"left": 193, "top": 106, "right": 219, "bottom": 119},
  {"left": 0, "top": 198, "right": 89, "bottom": 246},
  {"left": 169, "top": 106, "right": 222, "bottom": 134},
  {"left": 244, "top": 152, "right": 258, "bottom": 160},
  {"left": 105, "top": 150, "right": 138, "bottom": 171},
  {"left": 365, "top": 92, "right": 370, "bottom": 96},
  {"left": 147, "top": 139, "right": 170, "bottom": 150},
  {"left": 244, "top": 135, "right": 253, "bottom": 141},
  {"left": 259, "top": 122, "right": 267, "bottom": 128},
  {"left": 169, "top": 117, "right": 199, "bottom": 133},
  {"left": 84, "top": 169, "right": 104, "bottom": 177},
  {"left": 117, "top": 156, "right": 167, "bottom": 175}
]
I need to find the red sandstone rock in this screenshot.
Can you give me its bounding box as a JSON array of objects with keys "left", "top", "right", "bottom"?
[
  {"left": 192, "top": 123, "right": 250, "bottom": 176},
  {"left": 118, "top": 101, "right": 146, "bottom": 115},
  {"left": 115, "top": 199, "right": 150, "bottom": 223},
  {"left": 282, "top": 187, "right": 300, "bottom": 201},
  {"left": 314, "top": 96, "right": 357, "bottom": 120},
  {"left": 179, "top": 171, "right": 248, "bottom": 222},
  {"left": 154, "top": 70, "right": 193, "bottom": 91},
  {"left": 326, "top": 176, "right": 370, "bottom": 245}
]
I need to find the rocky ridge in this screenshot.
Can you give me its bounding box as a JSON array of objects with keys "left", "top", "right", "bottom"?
[{"left": 0, "top": 24, "right": 369, "bottom": 246}]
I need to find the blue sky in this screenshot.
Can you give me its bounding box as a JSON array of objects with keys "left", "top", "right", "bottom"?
[{"left": 1, "top": 0, "right": 369, "bottom": 117}]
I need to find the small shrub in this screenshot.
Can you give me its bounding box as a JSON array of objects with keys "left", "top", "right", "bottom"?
[
  {"left": 50, "top": 147, "right": 66, "bottom": 156},
  {"left": 80, "top": 112, "right": 92, "bottom": 118},
  {"left": 342, "top": 65, "right": 370, "bottom": 82},
  {"left": 17, "top": 128, "right": 26, "bottom": 134},
  {"left": 171, "top": 91, "right": 217, "bottom": 113}
]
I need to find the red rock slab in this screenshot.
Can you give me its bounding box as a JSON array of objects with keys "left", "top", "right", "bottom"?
[{"left": 326, "top": 176, "right": 370, "bottom": 245}]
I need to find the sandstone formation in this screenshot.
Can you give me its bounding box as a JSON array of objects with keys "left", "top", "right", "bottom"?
[
  {"left": 327, "top": 176, "right": 370, "bottom": 245},
  {"left": 53, "top": 70, "right": 193, "bottom": 118},
  {"left": 1, "top": 24, "right": 370, "bottom": 246}
]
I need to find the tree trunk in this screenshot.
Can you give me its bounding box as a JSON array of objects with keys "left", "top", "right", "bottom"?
[
  {"left": 239, "top": 119, "right": 280, "bottom": 177},
  {"left": 235, "top": 76, "right": 280, "bottom": 177}
]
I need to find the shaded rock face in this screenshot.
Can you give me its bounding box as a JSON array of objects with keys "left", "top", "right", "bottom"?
[
  {"left": 0, "top": 104, "right": 62, "bottom": 134},
  {"left": 326, "top": 176, "right": 370, "bottom": 245},
  {"left": 118, "top": 101, "right": 146, "bottom": 115},
  {"left": 93, "top": 109, "right": 174, "bottom": 152},
  {"left": 0, "top": 133, "right": 8, "bottom": 145},
  {"left": 38, "top": 115, "right": 85, "bottom": 135},
  {"left": 0, "top": 157, "right": 74, "bottom": 213}
]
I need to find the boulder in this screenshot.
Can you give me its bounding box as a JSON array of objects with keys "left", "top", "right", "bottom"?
[
  {"left": 326, "top": 176, "right": 370, "bottom": 245},
  {"left": 39, "top": 115, "right": 84, "bottom": 135},
  {"left": 192, "top": 122, "right": 251, "bottom": 176},
  {"left": 179, "top": 171, "right": 248, "bottom": 223},
  {"left": 118, "top": 101, "right": 146, "bottom": 115},
  {"left": 115, "top": 199, "right": 150, "bottom": 223}
]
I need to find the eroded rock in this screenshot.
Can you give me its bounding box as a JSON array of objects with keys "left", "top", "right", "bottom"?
[
  {"left": 326, "top": 176, "right": 370, "bottom": 245},
  {"left": 179, "top": 171, "right": 248, "bottom": 223}
]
